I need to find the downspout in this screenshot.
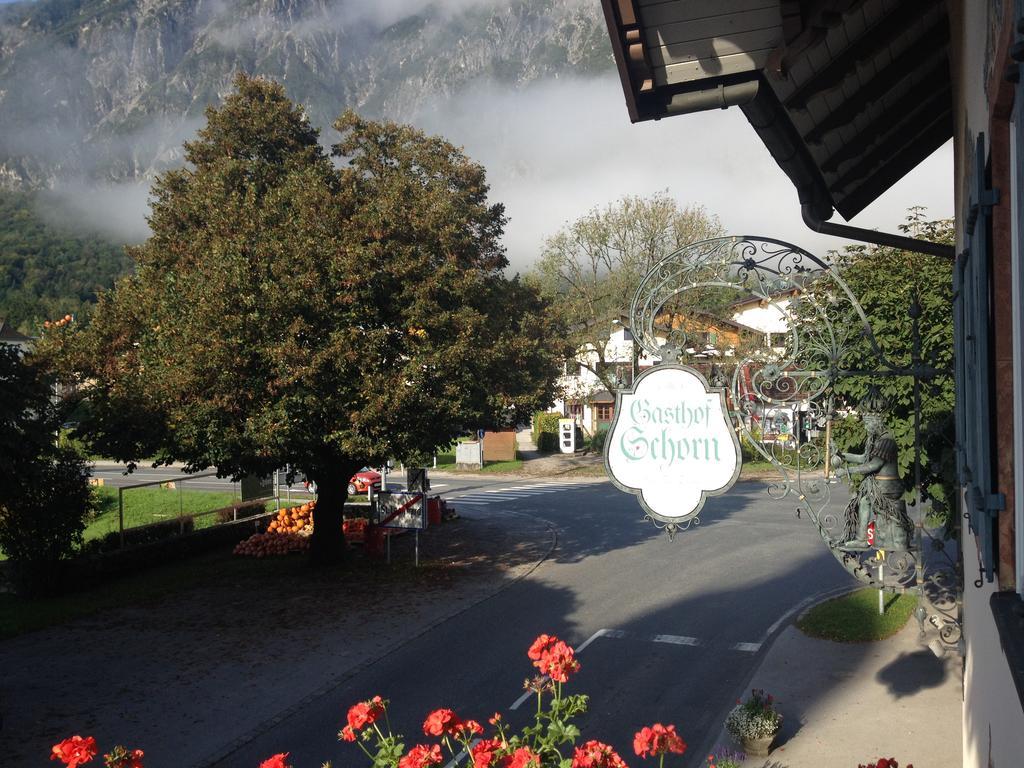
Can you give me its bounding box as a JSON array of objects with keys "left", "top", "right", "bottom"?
[{"left": 801, "top": 204, "right": 955, "bottom": 260}]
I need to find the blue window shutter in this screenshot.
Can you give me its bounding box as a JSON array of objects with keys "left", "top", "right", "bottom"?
[{"left": 961, "top": 133, "right": 1005, "bottom": 582}]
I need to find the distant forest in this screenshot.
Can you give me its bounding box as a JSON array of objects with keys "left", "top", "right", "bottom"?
[{"left": 0, "top": 191, "right": 132, "bottom": 332}]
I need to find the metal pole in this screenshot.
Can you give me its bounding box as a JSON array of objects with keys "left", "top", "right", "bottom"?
[
  {"left": 879, "top": 561, "right": 885, "bottom": 615},
  {"left": 386, "top": 530, "right": 391, "bottom": 564},
  {"left": 824, "top": 418, "right": 833, "bottom": 478},
  {"left": 179, "top": 479, "right": 184, "bottom": 534},
  {"left": 415, "top": 530, "right": 420, "bottom": 567},
  {"left": 118, "top": 487, "right": 125, "bottom": 549}
]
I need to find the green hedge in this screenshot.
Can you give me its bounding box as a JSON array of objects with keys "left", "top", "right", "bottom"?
[{"left": 533, "top": 411, "right": 562, "bottom": 453}]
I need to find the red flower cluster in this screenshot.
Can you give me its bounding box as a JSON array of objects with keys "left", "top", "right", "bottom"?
[
  {"left": 632, "top": 724, "right": 686, "bottom": 758},
  {"left": 399, "top": 744, "right": 443, "bottom": 768},
  {"left": 259, "top": 753, "right": 292, "bottom": 768},
  {"left": 571, "top": 740, "right": 629, "bottom": 768},
  {"left": 858, "top": 760, "right": 912, "bottom": 768},
  {"left": 51, "top": 736, "right": 98, "bottom": 768},
  {"left": 423, "top": 708, "right": 460, "bottom": 737},
  {"left": 503, "top": 746, "right": 541, "bottom": 768},
  {"left": 341, "top": 695, "right": 386, "bottom": 741},
  {"left": 527, "top": 634, "right": 580, "bottom": 684},
  {"left": 471, "top": 738, "right": 505, "bottom": 768}
]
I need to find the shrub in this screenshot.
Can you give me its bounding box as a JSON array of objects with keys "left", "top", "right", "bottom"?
[
  {"left": 588, "top": 427, "right": 609, "bottom": 453},
  {"left": 0, "top": 345, "right": 97, "bottom": 595},
  {"left": 533, "top": 411, "right": 562, "bottom": 452}
]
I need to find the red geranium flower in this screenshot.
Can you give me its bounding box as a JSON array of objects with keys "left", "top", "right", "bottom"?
[
  {"left": 399, "top": 744, "right": 443, "bottom": 768},
  {"left": 528, "top": 634, "right": 556, "bottom": 661},
  {"left": 471, "top": 738, "right": 504, "bottom": 768},
  {"left": 51, "top": 735, "right": 98, "bottom": 768},
  {"left": 347, "top": 696, "right": 386, "bottom": 731},
  {"left": 259, "top": 753, "right": 291, "bottom": 768},
  {"left": 572, "top": 740, "right": 629, "bottom": 768},
  {"left": 339, "top": 725, "right": 357, "bottom": 742},
  {"left": 633, "top": 724, "right": 686, "bottom": 758},
  {"left": 535, "top": 640, "right": 580, "bottom": 683},
  {"left": 423, "top": 708, "right": 462, "bottom": 736},
  {"left": 503, "top": 747, "right": 541, "bottom": 768},
  {"left": 455, "top": 719, "right": 484, "bottom": 738}
]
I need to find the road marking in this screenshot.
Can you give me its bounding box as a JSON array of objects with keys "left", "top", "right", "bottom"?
[
  {"left": 731, "top": 642, "right": 762, "bottom": 653},
  {"left": 652, "top": 634, "right": 701, "bottom": 647}
]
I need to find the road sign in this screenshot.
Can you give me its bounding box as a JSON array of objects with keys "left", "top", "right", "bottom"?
[{"left": 867, "top": 521, "right": 876, "bottom": 547}]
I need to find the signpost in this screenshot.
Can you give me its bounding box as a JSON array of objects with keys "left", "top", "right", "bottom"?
[
  {"left": 604, "top": 364, "right": 741, "bottom": 534},
  {"left": 374, "top": 491, "right": 427, "bottom": 566}
]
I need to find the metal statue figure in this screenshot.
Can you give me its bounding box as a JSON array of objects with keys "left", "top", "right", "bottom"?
[{"left": 833, "top": 404, "right": 914, "bottom": 551}]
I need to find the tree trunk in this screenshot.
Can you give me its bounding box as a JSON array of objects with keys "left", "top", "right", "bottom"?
[{"left": 307, "top": 460, "right": 361, "bottom": 566}]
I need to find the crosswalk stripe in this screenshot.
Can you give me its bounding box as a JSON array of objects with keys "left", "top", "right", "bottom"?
[{"left": 652, "top": 634, "right": 701, "bottom": 646}]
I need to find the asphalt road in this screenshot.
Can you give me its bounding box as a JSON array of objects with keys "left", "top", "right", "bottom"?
[{"left": 203, "top": 474, "right": 855, "bottom": 768}]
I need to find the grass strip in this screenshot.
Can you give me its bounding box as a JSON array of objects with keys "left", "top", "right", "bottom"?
[{"left": 796, "top": 587, "right": 917, "bottom": 642}]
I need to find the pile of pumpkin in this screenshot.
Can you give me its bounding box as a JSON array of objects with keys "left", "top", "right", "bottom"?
[
  {"left": 267, "top": 501, "right": 316, "bottom": 534},
  {"left": 232, "top": 502, "right": 316, "bottom": 557}
]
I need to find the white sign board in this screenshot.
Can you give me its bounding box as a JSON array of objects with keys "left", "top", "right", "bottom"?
[
  {"left": 375, "top": 491, "right": 427, "bottom": 530},
  {"left": 604, "top": 365, "right": 740, "bottom": 525}
]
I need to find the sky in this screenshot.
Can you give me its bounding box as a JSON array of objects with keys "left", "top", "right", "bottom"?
[
  {"left": 40, "top": 72, "right": 952, "bottom": 274},
  {"left": 410, "top": 75, "right": 953, "bottom": 272}
]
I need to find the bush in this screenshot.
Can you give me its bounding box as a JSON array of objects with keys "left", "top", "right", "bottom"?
[
  {"left": 82, "top": 516, "right": 196, "bottom": 555},
  {"left": 536, "top": 432, "right": 559, "bottom": 452},
  {"left": 533, "top": 411, "right": 562, "bottom": 452},
  {"left": 588, "top": 428, "right": 609, "bottom": 453},
  {"left": 740, "top": 425, "right": 763, "bottom": 462},
  {"left": 0, "top": 346, "right": 97, "bottom": 595}
]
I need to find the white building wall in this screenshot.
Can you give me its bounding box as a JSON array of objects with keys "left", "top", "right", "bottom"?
[{"left": 957, "top": 3, "right": 1024, "bottom": 766}]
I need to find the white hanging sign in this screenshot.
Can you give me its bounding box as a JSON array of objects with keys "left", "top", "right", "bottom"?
[{"left": 604, "top": 365, "right": 741, "bottom": 526}]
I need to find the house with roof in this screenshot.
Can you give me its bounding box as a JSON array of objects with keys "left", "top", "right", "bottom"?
[
  {"left": 600, "top": 1, "right": 1023, "bottom": 763},
  {"left": 0, "top": 318, "right": 33, "bottom": 354}
]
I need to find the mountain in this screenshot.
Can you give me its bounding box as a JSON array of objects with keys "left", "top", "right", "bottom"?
[{"left": 0, "top": 0, "right": 612, "bottom": 187}]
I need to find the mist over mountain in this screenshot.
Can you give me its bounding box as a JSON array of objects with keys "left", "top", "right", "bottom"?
[{"left": 0, "top": 0, "right": 610, "bottom": 188}]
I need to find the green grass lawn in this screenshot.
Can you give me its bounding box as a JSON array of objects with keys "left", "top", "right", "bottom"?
[
  {"left": 84, "top": 486, "right": 243, "bottom": 541},
  {"left": 797, "top": 587, "right": 918, "bottom": 642}
]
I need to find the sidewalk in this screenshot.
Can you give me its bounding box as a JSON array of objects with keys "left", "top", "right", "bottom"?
[{"left": 705, "top": 620, "right": 963, "bottom": 768}]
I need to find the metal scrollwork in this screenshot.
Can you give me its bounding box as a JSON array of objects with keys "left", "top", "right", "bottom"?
[{"left": 628, "top": 235, "right": 962, "bottom": 651}]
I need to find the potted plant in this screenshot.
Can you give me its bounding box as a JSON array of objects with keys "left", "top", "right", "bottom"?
[{"left": 724, "top": 689, "right": 782, "bottom": 756}]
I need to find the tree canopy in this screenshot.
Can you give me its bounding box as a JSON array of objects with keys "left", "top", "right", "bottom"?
[
  {"left": 47, "top": 74, "right": 561, "bottom": 562},
  {"left": 792, "top": 210, "right": 955, "bottom": 523},
  {"left": 532, "top": 193, "right": 723, "bottom": 391}
]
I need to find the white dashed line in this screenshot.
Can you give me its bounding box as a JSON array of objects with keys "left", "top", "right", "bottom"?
[
  {"left": 731, "top": 642, "right": 762, "bottom": 653},
  {"left": 652, "top": 634, "right": 701, "bottom": 647}
]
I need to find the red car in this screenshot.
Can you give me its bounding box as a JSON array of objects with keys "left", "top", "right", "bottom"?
[{"left": 348, "top": 469, "right": 381, "bottom": 495}]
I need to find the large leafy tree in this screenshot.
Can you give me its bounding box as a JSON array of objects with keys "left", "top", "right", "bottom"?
[
  {"left": 793, "top": 211, "right": 955, "bottom": 525},
  {"left": 48, "top": 74, "right": 560, "bottom": 564},
  {"left": 533, "top": 193, "right": 723, "bottom": 391}
]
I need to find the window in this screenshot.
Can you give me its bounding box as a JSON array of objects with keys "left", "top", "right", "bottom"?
[{"left": 596, "top": 404, "right": 614, "bottom": 421}]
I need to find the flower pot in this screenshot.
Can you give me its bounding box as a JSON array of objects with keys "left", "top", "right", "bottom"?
[{"left": 739, "top": 726, "right": 780, "bottom": 757}]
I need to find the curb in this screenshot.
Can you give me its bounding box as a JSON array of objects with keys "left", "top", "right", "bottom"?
[
  {"left": 193, "top": 511, "right": 559, "bottom": 768},
  {"left": 686, "top": 582, "right": 861, "bottom": 767}
]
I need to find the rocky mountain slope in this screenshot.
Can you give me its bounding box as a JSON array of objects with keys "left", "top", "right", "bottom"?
[{"left": 0, "top": 0, "right": 611, "bottom": 187}]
